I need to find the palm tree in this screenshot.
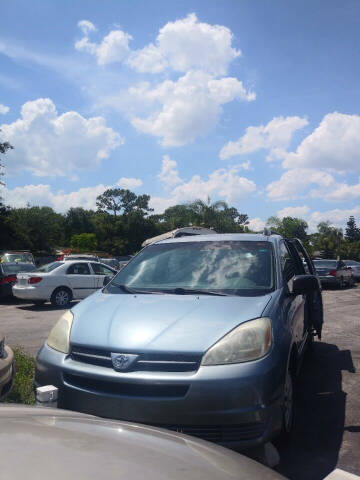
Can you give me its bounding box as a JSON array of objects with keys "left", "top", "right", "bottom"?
[{"left": 188, "top": 197, "right": 228, "bottom": 228}]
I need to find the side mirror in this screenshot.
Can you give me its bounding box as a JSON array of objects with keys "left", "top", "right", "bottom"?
[
  {"left": 292, "top": 275, "right": 319, "bottom": 295},
  {"left": 103, "top": 275, "right": 113, "bottom": 286}
]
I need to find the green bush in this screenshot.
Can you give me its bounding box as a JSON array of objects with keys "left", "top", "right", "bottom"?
[{"left": 5, "top": 347, "right": 35, "bottom": 405}]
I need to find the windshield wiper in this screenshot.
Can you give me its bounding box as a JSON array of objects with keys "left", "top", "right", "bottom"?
[
  {"left": 109, "top": 284, "right": 230, "bottom": 296},
  {"left": 110, "top": 284, "right": 164, "bottom": 295},
  {"left": 168, "top": 287, "right": 230, "bottom": 296}
]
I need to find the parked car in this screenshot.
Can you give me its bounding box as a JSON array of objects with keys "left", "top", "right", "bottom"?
[
  {"left": 63, "top": 254, "right": 100, "bottom": 262},
  {"left": 0, "top": 405, "right": 284, "bottom": 480},
  {"left": 0, "top": 262, "right": 37, "bottom": 298},
  {"left": 343, "top": 260, "right": 360, "bottom": 281},
  {"left": 313, "top": 259, "right": 354, "bottom": 288},
  {"left": 35, "top": 232, "right": 323, "bottom": 448},
  {"left": 1, "top": 251, "right": 35, "bottom": 265},
  {"left": 0, "top": 333, "right": 14, "bottom": 400},
  {"left": 13, "top": 260, "right": 116, "bottom": 307},
  {"left": 142, "top": 226, "right": 216, "bottom": 247}
]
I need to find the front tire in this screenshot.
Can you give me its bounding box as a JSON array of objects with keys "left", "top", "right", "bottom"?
[{"left": 51, "top": 288, "right": 72, "bottom": 307}]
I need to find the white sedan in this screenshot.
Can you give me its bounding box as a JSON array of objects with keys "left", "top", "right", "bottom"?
[{"left": 13, "top": 260, "right": 116, "bottom": 307}]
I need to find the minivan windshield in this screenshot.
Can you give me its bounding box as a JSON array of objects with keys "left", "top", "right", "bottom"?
[{"left": 107, "top": 241, "right": 275, "bottom": 296}]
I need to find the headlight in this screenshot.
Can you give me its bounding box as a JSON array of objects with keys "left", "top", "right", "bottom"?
[
  {"left": 47, "top": 310, "right": 74, "bottom": 354},
  {"left": 202, "top": 317, "right": 272, "bottom": 366}
]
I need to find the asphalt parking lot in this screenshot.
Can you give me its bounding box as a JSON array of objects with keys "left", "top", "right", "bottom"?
[{"left": 1, "top": 286, "right": 359, "bottom": 479}]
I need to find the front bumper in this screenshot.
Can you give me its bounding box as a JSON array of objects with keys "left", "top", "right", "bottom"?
[
  {"left": 35, "top": 343, "right": 284, "bottom": 448},
  {"left": 0, "top": 345, "right": 15, "bottom": 400}
]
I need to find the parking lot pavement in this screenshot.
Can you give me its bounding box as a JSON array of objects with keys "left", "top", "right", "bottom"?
[
  {"left": 0, "top": 298, "right": 79, "bottom": 357},
  {"left": 0, "top": 285, "right": 359, "bottom": 479},
  {"left": 275, "top": 285, "right": 360, "bottom": 479}
]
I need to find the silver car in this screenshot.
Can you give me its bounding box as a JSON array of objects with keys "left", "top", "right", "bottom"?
[
  {"left": 0, "top": 405, "right": 284, "bottom": 479},
  {"left": 0, "top": 333, "right": 14, "bottom": 400},
  {"left": 35, "top": 233, "right": 323, "bottom": 448}
]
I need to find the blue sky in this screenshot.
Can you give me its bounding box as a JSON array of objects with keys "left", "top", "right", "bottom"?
[{"left": 1, "top": 0, "right": 360, "bottom": 231}]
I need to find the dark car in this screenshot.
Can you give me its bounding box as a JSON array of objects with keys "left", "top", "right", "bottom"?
[
  {"left": 0, "top": 262, "right": 36, "bottom": 298},
  {"left": 313, "top": 259, "right": 354, "bottom": 288},
  {"left": 344, "top": 260, "right": 360, "bottom": 281},
  {"left": 36, "top": 232, "right": 323, "bottom": 449}
]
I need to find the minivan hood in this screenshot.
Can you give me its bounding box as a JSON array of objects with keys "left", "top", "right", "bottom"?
[{"left": 70, "top": 292, "right": 272, "bottom": 353}]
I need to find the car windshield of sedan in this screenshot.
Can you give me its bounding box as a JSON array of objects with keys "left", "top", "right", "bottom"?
[
  {"left": 2, "top": 264, "right": 36, "bottom": 274},
  {"left": 107, "top": 241, "right": 275, "bottom": 296},
  {"left": 313, "top": 260, "right": 338, "bottom": 268},
  {"left": 36, "top": 262, "right": 64, "bottom": 273}
]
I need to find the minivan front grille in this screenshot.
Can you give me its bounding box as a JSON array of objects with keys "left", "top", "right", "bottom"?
[
  {"left": 71, "top": 346, "right": 201, "bottom": 373},
  {"left": 63, "top": 373, "right": 189, "bottom": 398}
]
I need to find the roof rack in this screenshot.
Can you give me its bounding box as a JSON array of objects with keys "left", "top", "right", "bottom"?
[{"left": 263, "top": 228, "right": 281, "bottom": 236}]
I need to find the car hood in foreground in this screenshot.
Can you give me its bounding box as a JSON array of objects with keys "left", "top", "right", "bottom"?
[
  {"left": 0, "top": 405, "right": 284, "bottom": 480},
  {"left": 70, "top": 291, "right": 272, "bottom": 353}
]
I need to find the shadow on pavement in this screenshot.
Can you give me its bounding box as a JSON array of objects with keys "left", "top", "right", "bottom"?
[
  {"left": 275, "top": 341, "right": 355, "bottom": 480},
  {"left": 0, "top": 297, "right": 79, "bottom": 311},
  {"left": 16, "top": 301, "right": 79, "bottom": 312}
]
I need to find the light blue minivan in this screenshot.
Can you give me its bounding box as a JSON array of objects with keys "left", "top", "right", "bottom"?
[{"left": 35, "top": 232, "right": 323, "bottom": 448}]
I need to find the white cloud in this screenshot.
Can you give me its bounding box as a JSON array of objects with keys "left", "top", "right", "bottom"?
[
  {"left": 158, "top": 155, "right": 182, "bottom": 187},
  {"left": 1, "top": 98, "right": 123, "bottom": 177},
  {"left": 307, "top": 206, "right": 360, "bottom": 233},
  {"left": 73, "top": 15, "right": 253, "bottom": 147},
  {"left": 131, "top": 71, "right": 255, "bottom": 147},
  {"left": 75, "top": 25, "right": 132, "bottom": 65},
  {"left": 277, "top": 205, "right": 310, "bottom": 219},
  {"left": 0, "top": 104, "right": 9, "bottom": 115},
  {"left": 117, "top": 177, "right": 143, "bottom": 189},
  {"left": 3, "top": 176, "right": 142, "bottom": 212},
  {"left": 283, "top": 112, "right": 360, "bottom": 172},
  {"left": 266, "top": 168, "right": 334, "bottom": 201},
  {"left": 240, "top": 160, "right": 251, "bottom": 170},
  {"left": 3, "top": 183, "right": 106, "bottom": 211},
  {"left": 77, "top": 20, "right": 97, "bottom": 35},
  {"left": 220, "top": 116, "right": 308, "bottom": 160},
  {"left": 151, "top": 164, "right": 256, "bottom": 213},
  {"left": 127, "top": 44, "right": 168, "bottom": 74},
  {"left": 247, "top": 217, "right": 265, "bottom": 232},
  {"left": 128, "top": 13, "right": 240, "bottom": 76}
]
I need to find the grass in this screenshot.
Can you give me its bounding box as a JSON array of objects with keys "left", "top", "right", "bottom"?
[{"left": 5, "top": 347, "right": 35, "bottom": 405}]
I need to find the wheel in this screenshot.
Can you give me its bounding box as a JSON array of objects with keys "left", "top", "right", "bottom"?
[{"left": 51, "top": 288, "right": 72, "bottom": 307}]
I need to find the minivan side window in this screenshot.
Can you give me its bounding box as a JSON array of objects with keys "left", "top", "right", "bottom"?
[{"left": 279, "top": 242, "right": 296, "bottom": 282}]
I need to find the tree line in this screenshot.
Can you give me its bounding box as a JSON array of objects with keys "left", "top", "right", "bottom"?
[
  {"left": 1, "top": 187, "right": 359, "bottom": 260},
  {"left": 1, "top": 136, "right": 360, "bottom": 259}
]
